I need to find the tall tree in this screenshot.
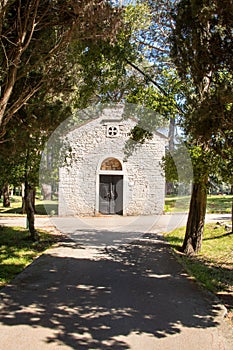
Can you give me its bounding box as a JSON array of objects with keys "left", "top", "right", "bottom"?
[{"left": 171, "top": 0, "right": 233, "bottom": 253}]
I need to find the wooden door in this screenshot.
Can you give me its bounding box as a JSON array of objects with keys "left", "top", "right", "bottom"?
[{"left": 99, "top": 175, "right": 123, "bottom": 215}]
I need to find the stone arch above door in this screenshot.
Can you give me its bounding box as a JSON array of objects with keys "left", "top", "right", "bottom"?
[{"left": 100, "top": 157, "right": 122, "bottom": 171}]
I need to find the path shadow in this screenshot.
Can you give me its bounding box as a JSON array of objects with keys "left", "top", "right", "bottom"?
[{"left": 0, "top": 235, "right": 222, "bottom": 349}]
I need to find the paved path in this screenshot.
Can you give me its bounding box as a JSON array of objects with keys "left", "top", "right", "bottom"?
[{"left": 0, "top": 214, "right": 233, "bottom": 349}]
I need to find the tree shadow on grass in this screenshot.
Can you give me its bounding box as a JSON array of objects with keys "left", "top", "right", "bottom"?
[
  {"left": 203, "top": 231, "right": 233, "bottom": 240},
  {"left": 0, "top": 235, "right": 224, "bottom": 349}
]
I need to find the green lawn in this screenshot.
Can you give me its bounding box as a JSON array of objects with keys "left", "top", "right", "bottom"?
[
  {"left": 0, "top": 196, "right": 58, "bottom": 216},
  {"left": 165, "top": 194, "right": 232, "bottom": 213},
  {"left": 164, "top": 223, "right": 233, "bottom": 298},
  {"left": 0, "top": 226, "right": 60, "bottom": 288},
  {"left": 206, "top": 195, "right": 232, "bottom": 213},
  {"left": 164, "top": 195, "right": 191, "bottom": 212}
]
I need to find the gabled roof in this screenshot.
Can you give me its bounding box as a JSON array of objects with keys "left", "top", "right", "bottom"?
[{"left": 54, "top": 104, "right": 168, "bottom": 140}]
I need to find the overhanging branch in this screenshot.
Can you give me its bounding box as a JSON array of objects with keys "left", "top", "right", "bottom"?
[{"left": 125, "top": 58, "right": 184, "bottom": 115}]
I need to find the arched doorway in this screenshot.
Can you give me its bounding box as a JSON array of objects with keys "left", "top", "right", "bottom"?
[{"left": 98, "top": 157, "right": 124, "bottom": 215}]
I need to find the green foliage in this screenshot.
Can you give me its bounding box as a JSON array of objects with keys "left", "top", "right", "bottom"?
[
  {"left": 161, "top": 141, "right": 194, "bottom": 185},
  {"left": 188, "top": 144, "right": 214, "bottom": 183},
  {"left": 136, "top": 0, "right": 178, "bottom": 65},
  {"left": 129, "top": 125, "right": 153, "bottom": 144},
  {"left": 0, "top": 0, "right": 122, "bottom": 137},
  {"left": 123, "top": 1, "right": 152, "bottom": 37},
  {"left": 172, "top": 0, "right": 233, "bottom": 84},
  {"left": 0, "top": 92, "right": 74, "bottom": 190},
  {"left": 162, "top": 152, "right": 178, "bottom": 183},
  {"left": 127, "top": 85, "right": 177, "bottom": 118},
  {"left": 72, "top": 3, "right": 151, "bottom": 105},
  {"left": 211, "top": 130, "right": 233, "bottom": 185},
  {"left": 0, "top": 1, "right": 125, "bottom": 193},
  {"left": 171, "top": 0, "right": 233, "bottom": 140}
]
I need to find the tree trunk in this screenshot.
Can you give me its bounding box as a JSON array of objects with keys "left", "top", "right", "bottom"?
[
  {"left": 25, "top": 185, "right": 39, "bottom": 241},
  {"left": 182, "top": 181, "right": 208, "bottom": 255},
  {"left": 2, "top": 183, "right": 10, "bottom": 207}
]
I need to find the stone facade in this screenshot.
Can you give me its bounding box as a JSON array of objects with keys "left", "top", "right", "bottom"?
[{"left": 59, "top": 108, "right": 166, "bottom": 216}]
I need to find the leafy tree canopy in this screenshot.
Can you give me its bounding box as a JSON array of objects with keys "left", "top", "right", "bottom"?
[
  {"left": 171, "top": 0, "right": 233, "bottom": 140},
  {"left": 0, "top": 0, "right": 122, "bottom": 138}
]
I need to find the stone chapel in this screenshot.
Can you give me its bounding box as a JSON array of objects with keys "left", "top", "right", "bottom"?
[{"left": 58, "top": 107, "right": 166, "bottom": 216}]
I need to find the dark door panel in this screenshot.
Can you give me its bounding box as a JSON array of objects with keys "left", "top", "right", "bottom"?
[
  {"left": 99, "top": 180, "right": 111, "bottom": 214},
  {"left": 99, "top": 175, "right": 123, "bottom": 215}
]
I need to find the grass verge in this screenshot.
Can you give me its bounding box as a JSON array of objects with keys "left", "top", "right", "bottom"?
[
  {"left": 165, "top": 194, "right": 232, "bottom": 213},
  {"left": 163, "top": 223, "right": 233, "bottom": 311},
  {"left": 0, "top": 226, "right": 61, "bottom": 288}
]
